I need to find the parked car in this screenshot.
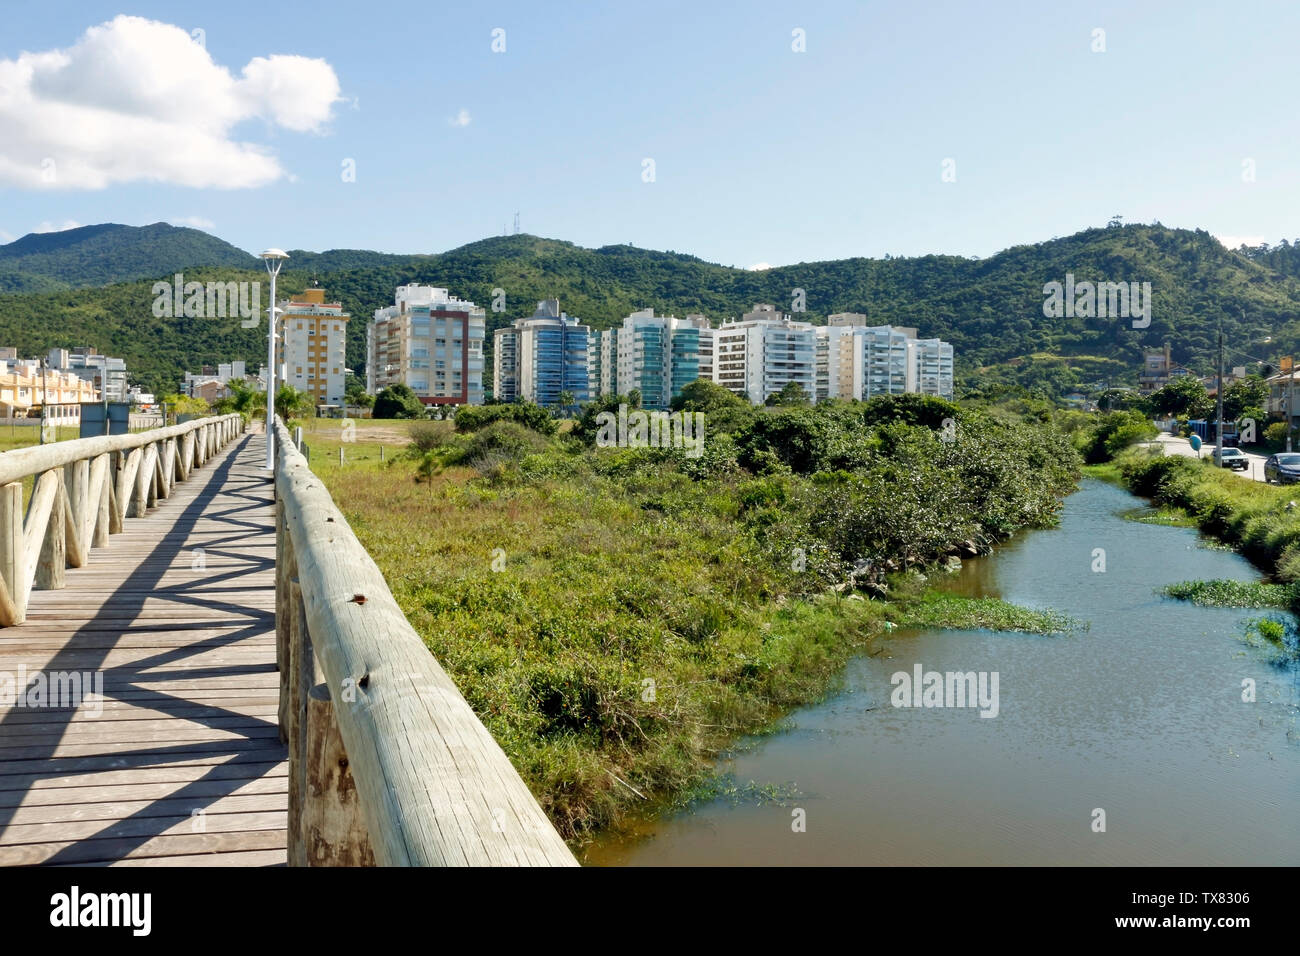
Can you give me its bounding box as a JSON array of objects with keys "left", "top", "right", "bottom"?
[
  {"left": 1213, "top": 447, "right": 1250, "bottom": 471},
  {"left": 1264, "top": 453, "right": 1300, "bottom": 484}
]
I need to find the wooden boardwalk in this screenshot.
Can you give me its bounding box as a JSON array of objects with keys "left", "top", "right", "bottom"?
[{"left": 0, "top": 430, "right": 285, "bottom": 866}]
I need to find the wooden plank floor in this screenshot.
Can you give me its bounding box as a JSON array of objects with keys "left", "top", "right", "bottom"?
[{"left": 0, "top": 429, "right": 285, "bottom": 866}]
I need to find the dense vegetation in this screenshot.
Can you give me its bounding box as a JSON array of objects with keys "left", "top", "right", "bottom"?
[
  {"left": 306, "top": 394, "right": 1079, "bottom": 840},
  {"left": 4, "top": 221, "right": 1300, "bottom": 399},
  {"left": 0, "top": 223, "right": 255, "bottom": 292},
  {"left": 1118, "top": 449, "right": 1300, "bottom": 613}
]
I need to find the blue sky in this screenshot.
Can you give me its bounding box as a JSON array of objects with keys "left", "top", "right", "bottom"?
[{"left": 1, "top": 0, "right": 1294, "bottom": 267}]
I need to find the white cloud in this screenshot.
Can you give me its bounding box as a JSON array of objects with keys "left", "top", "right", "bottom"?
[
  {"left": 448, "top": 109, "right": 471, "bottom": 128},
  {"left": 34, "top": 219, "right": 81, "bottom": 233},
  {"left": 0, "top": 15, "right": 342, "bottom": 190},
  {"left": 747, "top": 262, "right": 773, "bottom": 271},
  {"left": 171, "top": 216, "right": 216, "bottom": 230},
  {"left": 0, "top": 229, "right": 13, "bottom": 244},
  {"left": 1215, "top": 234, "right": 1267, "bottom": 250}
]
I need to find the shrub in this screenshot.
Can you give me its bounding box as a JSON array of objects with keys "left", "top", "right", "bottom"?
[
  {"left": 449, "top": 421, "right": 551, "bottom": 469},
  {"left": 374, "top": 383, "right": 424, "bottom": 419},
  {"left": 454, "top": 401, "right": 557, "bottom": 436},
  {"left": 408, "top": 421, "right": 453, "bottom": 453}
]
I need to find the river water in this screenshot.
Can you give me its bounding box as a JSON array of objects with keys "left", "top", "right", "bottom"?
[{"left": 584, "top": 479, "right": 1299, "bottom": 865}]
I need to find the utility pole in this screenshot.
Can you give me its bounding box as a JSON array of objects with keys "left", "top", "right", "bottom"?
[
  {"left": 1289, "top": 356, "right": 1296, "bottom": 453},
  {"left": 39, "top": 357, "right": 47, "bottom": 445},
  {"left": 1214, "top": 327, "right": 1224, "bottom": 467}
]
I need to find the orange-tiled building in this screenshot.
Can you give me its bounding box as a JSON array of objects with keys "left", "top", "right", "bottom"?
[{"left": 279, "top": 287, "right": 350, "bottom": 407}]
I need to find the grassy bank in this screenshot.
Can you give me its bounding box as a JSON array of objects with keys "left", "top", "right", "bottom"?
[
  {"left": 1116, "top": 449, "right": 1300, "bottom": 605},
  {"left": 308, "top": 395, "right": 1079, "bottom": 841}
]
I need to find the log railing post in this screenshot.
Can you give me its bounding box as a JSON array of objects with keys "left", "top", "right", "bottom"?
[
  {"left": 64, "top": 457, "right": 88, "bottom": 568},
  {"left": 0, "top": 483, "right": 23, "bottom": 626},
  {"left": 276, "top": 504, "right": 297, "bottom": 742},
  {"left": 301, "top": 683, "right": 374, "bottom": 866},
  {"left": 34, "top": 469, "right": 65, "bottom": 591},
  {"left": 94, "top": 453, "right": 111, "bottom": 548}
]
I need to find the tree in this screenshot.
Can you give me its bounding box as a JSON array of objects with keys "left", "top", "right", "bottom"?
[
  {"left": 1096, "top": 388, "right": 1141, "bottom": 412},
  {"left": 1222, "top": 376, "right": 1269, "bottom": 420},
  {"left": 275, "top": 384, "right": 313, "bottom": 421},
  {"left": 765, "top": 382, "right": 810, "bottom": 407},
  {"left": 671, "top": 378, "right": 745, "bottom": 413},
  {"left": 345, "top": 377, "right": 374, "bottom": 409},
  {"left": 373, "top": 383, "right": 423, "bottom": 419},
  {"left": 557, "top": 390, "right": 575, "bottom": 418},
  {"left": 160, "top": 393, "right": 209, "bottom": 420},
  {"left": 218, "top": 378, "right": 259, "bottom": 416},
  {"left": 1146, "top": 376, "right": 1211, "bottom": 417}
]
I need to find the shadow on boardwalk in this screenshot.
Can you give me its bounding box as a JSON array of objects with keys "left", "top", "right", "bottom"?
[{"left": 0, "top": 433, "right": 287, "bottom": 866}]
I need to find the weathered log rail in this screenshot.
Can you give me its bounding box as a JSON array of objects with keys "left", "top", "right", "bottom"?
[
  {"left": 272, "top": 417, "right": 577, "bottom": 866},
  {"left": 0, "top": 414, "right": 244, "bottom": 627}
]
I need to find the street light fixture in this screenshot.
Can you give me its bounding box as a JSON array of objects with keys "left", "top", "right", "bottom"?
[{"left": 260, "top": 249, "right": 290, "bottom": 472}]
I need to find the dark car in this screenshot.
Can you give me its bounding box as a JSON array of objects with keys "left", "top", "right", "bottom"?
[
  {"left": 1214, "top": 447, "right": 1250, "bottom": 471},
  {"left": 1265, "top": 453, "right": 1300, "bottom": 484}
]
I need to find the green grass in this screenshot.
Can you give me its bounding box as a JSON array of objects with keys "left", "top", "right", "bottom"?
[
  {"left": 1162, "top": 579, "right": 1294, "bottom": 609},
  {"left": 309, "top": 401, "right": 1079, "bottom": 843},
  {"left": 890, "top": 592, "right": 1080, "bottom": 634},
  {"left": 1079, "top": 462, "right": 1123, "bottom": 484},
  {"left": 1122, "top": 504, "right": 1198, "bottom": 527},
  {"left": 1117, "top": 449, "right": 1300, "bottom": 604}
]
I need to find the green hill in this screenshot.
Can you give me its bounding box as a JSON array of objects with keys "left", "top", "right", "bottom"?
[
  {"left": 0, "top": 222, "right": 1297, "bottom": 397},
  {"left": 0, "top": 223, "right": 257, "bottom": 292}
]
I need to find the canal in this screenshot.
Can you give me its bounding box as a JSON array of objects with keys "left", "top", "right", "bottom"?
[{"left": 585, "top": 479, "right": 1299, "bottom": 865}]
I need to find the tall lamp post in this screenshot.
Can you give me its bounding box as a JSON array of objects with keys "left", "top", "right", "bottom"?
[{"left": 260, "top": 249, "right": 289, "bottom": 471}]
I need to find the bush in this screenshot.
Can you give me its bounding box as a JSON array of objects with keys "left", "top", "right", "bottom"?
[
  {"left": 448, "top": 421, "right": 551, "bottom": 470},
  {"left": 408, "top": 421, "right": 452, "bottom": 453},
  {"left": 1265, "top": 421, "right": 1291, "bottom": 445},
  {"left": 374, "top": 383, "right": 424, "bottom": 419},
  {"left": 1076, "top": 410, "right": 1158, "bottom": 463},
  {"left": 454, "top": 401, "right": 557, "bottom": 436}
]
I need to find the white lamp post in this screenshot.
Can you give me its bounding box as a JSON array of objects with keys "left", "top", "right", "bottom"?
[{"left": 260, "top": 249, "right": 289, "bottom": 471}]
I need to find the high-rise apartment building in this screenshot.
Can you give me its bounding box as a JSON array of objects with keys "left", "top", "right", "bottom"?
[
  {"left": 714, "top": 305, "right": 817, "bottom": 404},
  {"left": 369, "top": 286, "right": 485, "bottom": 406},
  {"left": 47, "top": 347, "right": 128, "bottom": 402},
  {"left": 280, "top": 287, "right": 350, "bottom": 407},
  {"left": 906, "top": 336, "right": 955, "bottom": 399},
  {"left": 815, "top": 313, "right": 953, "bottom": 401},
  {"left": 587, "top": 328, "right": 619, "bottom": 398},
  {"left": 612, "top": 309, "right": 711, "bottom": 410},
  {"left": 493, "top": 300, "right": 590, "bottom": 407}
]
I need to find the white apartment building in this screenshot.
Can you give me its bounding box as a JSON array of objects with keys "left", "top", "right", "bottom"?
[
  {"left": 907, "top": 336, "right": 955, "bottom": 398},
  {"left": 714, "top": 305, "right": 817, "bottom": 404},
  {"left": 815, "top": 313, "right": 954, "bottom": 401},
  {"left": 280, "top": 287, "right": 350, "bottom": 407},
  {"left": 47, "top": 347, "right": 128, "bottom": 402},
  {"left": 369, "top": 285, "right": 485, "bottom": 406},
  {"left": 613, "top": 309, "right": 711, "bottom": 410},
  {"left": 587, "top": 328, "right": 619, "bottom": 398}
]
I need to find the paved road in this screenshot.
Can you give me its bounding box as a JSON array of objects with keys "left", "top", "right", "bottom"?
[{"left": 1143, "top": 434, "right": 1272, "bottom": 483}]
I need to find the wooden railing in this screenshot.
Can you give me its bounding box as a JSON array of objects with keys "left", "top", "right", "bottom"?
[
  {"left": 0, "top": 414, "right": 245, "bottom": 626},
  {"left": 272, "top": 417, "right": 577, "bottom": 866}
]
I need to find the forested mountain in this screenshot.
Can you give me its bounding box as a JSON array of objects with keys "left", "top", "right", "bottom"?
[
  {"left": 0, "top": 223, "right": 256, "bottom": 292},
  {"left": 1, "top": 221, "right": 1298, "bottom": 397}
]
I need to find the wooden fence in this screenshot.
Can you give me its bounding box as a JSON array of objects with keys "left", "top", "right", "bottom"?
[
  {"left": 0, "top": 414, "right": 244, "bottom": 626},
  {"left": 272, "top": 417, "right": 577, "bottom": 866}
]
